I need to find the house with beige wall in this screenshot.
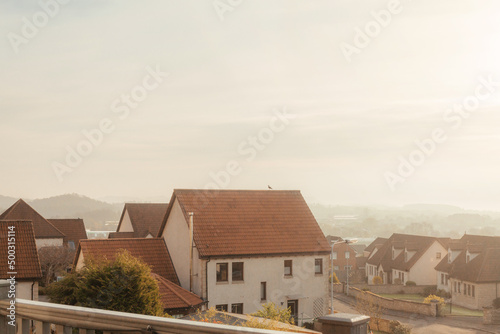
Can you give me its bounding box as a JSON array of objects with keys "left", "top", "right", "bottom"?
[
  {"left": 366, "top": 233, "right": 448, "bottom": 285},
  {"left": 158, "top": 189, "right": 331, "bottom": 325},
  {"left": 435, "top": 234, "right": 500, "bottom": 309}
]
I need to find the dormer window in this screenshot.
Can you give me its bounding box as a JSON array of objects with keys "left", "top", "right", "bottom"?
[
  {"left": 466, "top": 254, "right": 470, "bottom": 263},
  {"left": 404, "top": 251, "right": 408, "bottom": 262},
  {"left": 392, "top": 249, "right": 395, "bottom": 260}
]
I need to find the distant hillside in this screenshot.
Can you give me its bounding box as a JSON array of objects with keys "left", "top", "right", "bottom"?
[
  {"left": 0, "top": 195, "right": 18, "bottom": 212},
  {"left": 29, "top": 194, "right": 123, "bottom": 231},
  {"left": 0, "top": 194, "right": 122, "bottom": 231}
]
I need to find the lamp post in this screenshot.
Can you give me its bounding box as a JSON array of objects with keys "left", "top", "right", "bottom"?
[
  {"left": 344, "top": 239, "right": 357, "bottom": 296},
  {"left": 330, "top": 238, "right": 358, "bottom": 313}
]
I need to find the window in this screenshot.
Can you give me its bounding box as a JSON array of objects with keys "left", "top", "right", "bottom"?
[
  {"left": 216, "top": 304, "right": 228, "bottom": 312},
  {"left": 315, "top": 259, "right": 323, "bottom": 274},
  {"left": 344, "top": 265, "right": 352, "bottom": 270},
  {"left": 468, "top": 284, "right": 471, "bottom": 296},
  {"left": 458, "top": 282, "right": 461, "bottom": 293},
  {"left": 454, "top": 281, "right": 457, "bottom": 292},
  {"left": 232, "top": 262, "right": 244, "bottom": 281},
  {"left": 345, "top": 251, "right": 350, "bottom": 259},
  {"left": 284, "top": 260, "right": 292, "bottom": 276},
  {"left": 333, "top": 266, "right": 339, "bottom": 271},
  {"left": 441, "top": 273, "right": 444, "bottom": 285},
  {"left": 216, "top": 263, "right": 228, "bottom": 282},
  {"left": 331, "top": 252, "right": 337, "bottom": 260},
  {"left": 260, "top": 282, "right": 267, "bottom": 301},
  {"left": 436, "top": 252, "right": 441, "bottom": 259},
  {"left": 472, "top": 285, "right": 475, "bottom": 297},
  {"left": 231, "top": 303, "right": 243, "bottom": 314},
  {"left": 68, "top": 241, "right": 75, "bottom": 249},
  {"left": 392, "top": 249, "right": 395, "bottom": 259}
]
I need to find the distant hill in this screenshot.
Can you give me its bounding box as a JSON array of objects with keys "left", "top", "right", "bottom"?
[
  {"left": 0, "top": 195, "right": 18, "bottom": 211},
  {"left": 0, "top": 194, "right": 123, "bottom": 231}
]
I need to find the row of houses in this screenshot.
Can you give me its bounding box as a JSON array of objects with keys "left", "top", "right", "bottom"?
[
  {"left": 364, "top": 233, "right": 500, "bottom": 310},
  {"left": 1, "top": 190, "right": 332, "bottom": 324},
  {"left": 89, "top": 189, "right": 331, "bottom": 323}
]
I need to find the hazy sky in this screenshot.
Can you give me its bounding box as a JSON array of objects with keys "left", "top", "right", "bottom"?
[{"left": 2, "top": 0, "right": 500, "bottom": 210}]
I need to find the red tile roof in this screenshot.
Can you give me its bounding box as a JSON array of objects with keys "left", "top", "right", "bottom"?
[
  {"left": 0, "top": 220, "right": 42, "bottom": 280},
  {"left": 48, "top": 219, "right": 87, "bottom": 246},
  {"left": 0, "top": 199, "right": 64, "bottom": 239},
  {"left": 152, "top": 273, "right": 205, "bottom": 311},
  {"left": 116, "top": 203, "right": 168, "bottom": 238},
  {"left": 159, "top": 189, "right": 331, "bottom": 258},
  {"left": 75, "top": 238, "right": 179, "bottom": 284}
]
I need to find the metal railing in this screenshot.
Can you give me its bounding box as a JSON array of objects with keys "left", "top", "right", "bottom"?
[{"left": 0, "top": 299, "right": 299, "bottom": 334}]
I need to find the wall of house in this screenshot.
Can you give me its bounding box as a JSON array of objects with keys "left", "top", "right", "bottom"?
[
  {"left": 161, "top": 199, "right": 203, "bottom": 297},
  {"left": 436, "top": 271, "right": 450, "bottom": 292},
  {"left": 451, "top": 279, "right": 500, "bottom": 310},
  {"left": 16, "top": 281, "right": 38, "bottom": 300},
  {"left": 366, "top": 264, "right": 378, "bottom": 284},
  {"left": 207, "top": 254, "right": 329, "bottom": 321},
  {"left": 118, "top": 211, "right": 133, "bottom": 232},
  {"left": 331, "top": 243, "right": 357, "bottom": 273},
  {"left": 408, "top": 241, "right": 446, "bottom": 285},
  {"left": 35, "top": 238, "right": 63, "bottom": 249}
]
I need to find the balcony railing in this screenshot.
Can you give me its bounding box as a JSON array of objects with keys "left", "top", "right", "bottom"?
[{"left": 0, "top": 299, "right": 299, "bottom": 334}]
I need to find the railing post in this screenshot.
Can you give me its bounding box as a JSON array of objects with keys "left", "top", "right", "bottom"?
[
  {"left": 42, "top": 322, "right": 51, "bottom": 334},
  {"left": 21, "top": 318, "right": 30, "bottom": 334}
]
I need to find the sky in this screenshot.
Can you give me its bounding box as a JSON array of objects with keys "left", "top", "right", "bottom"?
[{"left": 2, "top": 0, "right": 500, "bottom": 210}]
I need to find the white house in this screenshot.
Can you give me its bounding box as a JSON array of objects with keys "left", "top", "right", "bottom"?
[
  {"left": 158, "top": 189, "right": 331, "bottom": 324},
  {"left": 366, "top": 233, "right": 449, "bottom": 285}
]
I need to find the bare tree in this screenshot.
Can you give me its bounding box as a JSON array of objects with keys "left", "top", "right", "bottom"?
[
  {"left": 38, "top": 246, "right": 76, "bottom": 286},
  {"left": 355, "top": 292, "right": 384, "bottom": 331}
]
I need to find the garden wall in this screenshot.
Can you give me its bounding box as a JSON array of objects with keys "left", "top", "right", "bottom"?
[
  {"left": 349, "top": 283, "right": 436, "bottom": 295},
  {"left": 350, "top": 287, "right": 437, "bottom": 317}
]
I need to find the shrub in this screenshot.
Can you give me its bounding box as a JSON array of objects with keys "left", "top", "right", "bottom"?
[
  {"left": 372, "top": 276, "right": 383, "bottom": 285},
  {"left": 405, "top": 281, "right": 416, "bottom": 286},
  {"left": 47, "top": 250, "right": 165, "bottom": 316},
  {"left": 251, "top": 302, "right": 292, "bottom": 324},
  {"left": 421, "top": 286, "right": 437, "bottom": 296},
  {"left": 330, "top": 272, "right": 340, "bottom": 284},
  {"left": 493, "top": 298, "right": 500, "bottom": 309},
  {"left": 436, "top": 289, "right": 451, "bottom": 299},
  {"left": 390, "top": 320, "right": 412, "bottom": 334}
]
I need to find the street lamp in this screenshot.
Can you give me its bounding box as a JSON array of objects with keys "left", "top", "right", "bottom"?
[{"left": 330, "top": 238, "right": 358, "bottom": 313}]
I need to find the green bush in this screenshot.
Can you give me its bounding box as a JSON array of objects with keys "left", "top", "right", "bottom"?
[
  {"left": 47, "top": 250, "right": 165, "bottom": 316},
  {"left": 405, "top": 281, "right": 416, "bottom": 286},
  {"left": 372, "top": 276, "right": 383, "bottom": 285},
  {"left": 390, "top": 321, "right": 412, "bottom": 334}
]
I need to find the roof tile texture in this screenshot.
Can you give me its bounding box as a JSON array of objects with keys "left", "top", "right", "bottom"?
[
  {"left": 162, "top": 189, "right": 330, "bottom": 258},
  {"left": 78, "top": 238, "right": 179, "bottom": 284},
  {"left": 152, "top": 273, "right": 204, "bottom": 310},
  {"left": 48, "top": 219, "right": 87, "bottom": 245},
  {"left": 0, "top": 220, "right": 42, "bottom": 279},
  {"left": 118, "top": 203, "right": 168, "bottom": 238}
]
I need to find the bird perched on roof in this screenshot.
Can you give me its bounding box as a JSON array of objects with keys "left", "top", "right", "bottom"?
[{"left": 268, "top": 185, "right": 273, "bottom": 189}]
